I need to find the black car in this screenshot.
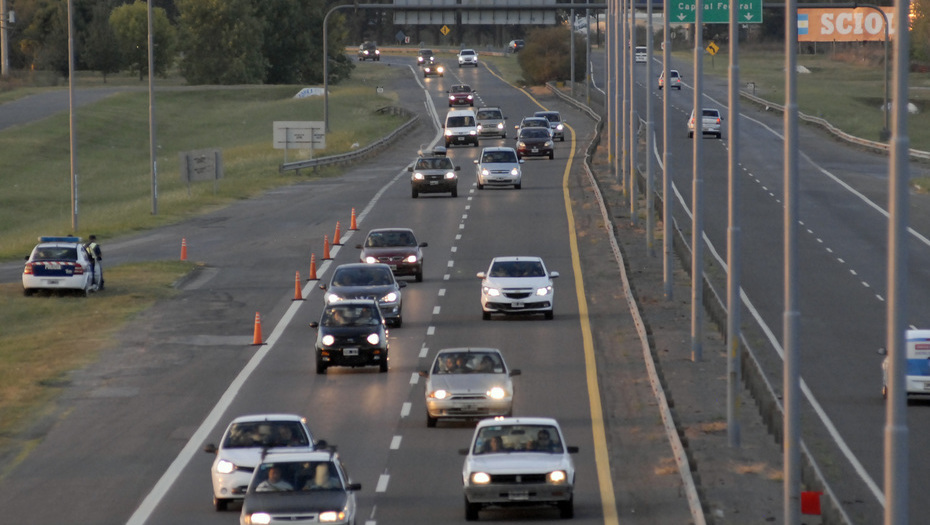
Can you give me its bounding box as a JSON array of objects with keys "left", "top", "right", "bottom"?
[
  {"left": 448, "top": 84, "right": 476, "bottom": 107},
  {"left": 310, "top": 300, "right": 389, "bottom": 374},
  {"left": 417, "top": 48, "right": 435, "bottom": 67},
  {"left": 408, "top": 150, "right": 459, "bottom": 199},
  {"left": 357, "top": 42, "right": 380, "bottom": 61},
  {"left": 320, "top": 263, "right": 405, "bottom": 327},
  {"left": 515, "top": 127, "right": 555, "bottom": 160},
  {"left": 423, "top": 63, "right": 444, "bottom": 77}
]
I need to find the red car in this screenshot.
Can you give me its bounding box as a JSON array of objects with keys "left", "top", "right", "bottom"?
[
  {"left": 357, "top": 228, "right": 428, "bottom": 282},
  {"left": 448, "top": 84, "right": 476, "bottom": 107}
]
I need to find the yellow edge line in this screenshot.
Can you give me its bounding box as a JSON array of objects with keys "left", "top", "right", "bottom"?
[{"left": 485, "top": 63, "right": 619, "bottom": 525}]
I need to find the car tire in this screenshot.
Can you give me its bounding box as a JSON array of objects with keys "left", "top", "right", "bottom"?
[
  {"left": 545, "top": 310, "right": 554, "bottom": 320},
  {"left": 394, "top": 317, "right": 403, "bottom": 328},
  {"left": 549, "top": 151, "right": 554, "bottom": 160},
  {"left": 716, "top": 133, "right": 722, "bottom": 139},
  {"left": 514, "top": 182, "right": 521, "bottom": 190},
  {"left": 23, "top": 288, "right": 34, "bottom": 297},
  {"left": 477, "top": 181, "right": 484, "bottom": 190},
  {"left": 688, "top": 131, "right": 693, "bottom": 138},
  {"left": 482, "top": 311, "right": 491, "bottom": 320},
  {"left": 213, "top": 497, "right": 228, "bottom": 512},
  {"left": 501, "top": 132, "right": 507, "bottom": 139},
  {"left": 427, "top": 413, "right": 437, "bottom": 428},
  {"left": 560, "top": 136, "right": 565, "bottom": 142},
  {"left": 379, "top": 354, "right": 389, "bottom": 372},
  {"left": 465, "top": 497, "right": 480, "bottom": 521},
  {"left": 451, "top": 186, "right": 458, "bottom": 198},
  {"left": 416, "top": 270, "right": 423, "bottom": 282},
  {"left": 883, "top": 385, "right": 888, "bottom": 399},
  {"left": 558, "top": 496, "right": 574, "bottom": 519},
  {"left": 316, "top": 356, "right": 327, "bottom": 375}
]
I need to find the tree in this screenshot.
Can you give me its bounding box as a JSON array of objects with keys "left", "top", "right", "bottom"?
[
  {"left": 518, "top": 26, "right": 585, "bottom": 85},
  {"left": 82, "top": 0, "right": 122, "bottom": 81},
  {"left": 110, "top": 0, "right": 177, "bottom": 80},
  {"left": 176, "top": 0, "right": 266, "bottom": 84},
  {"left": 912, "top": 0, "right": 930, "bottom": 65}
]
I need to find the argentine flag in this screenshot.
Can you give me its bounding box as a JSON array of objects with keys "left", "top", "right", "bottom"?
[{"left": 798, "top": 13, "right": 809, "bottom": 35}]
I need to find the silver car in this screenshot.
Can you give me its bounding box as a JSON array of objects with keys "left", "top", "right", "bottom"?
[
  {"left": 460, "top": 417, "right": 578, "bottom": 521},
  {"left": 475, "top": 107, "right": 508, "bottom": 139},
  {"left": 321, "top": 263, "right": 405, "bottom": 327},
  {"left": 419, "top": 348, "right": 521, "bottom": 427},
  {"left": 687, "top": 108, "right": 723, "bottom": 139},
  {"left": 533, "top": 110, "right": 565, "bottom": 142},
  {"left": 474, "top": 147, "right": 523, "bottom": 190}
]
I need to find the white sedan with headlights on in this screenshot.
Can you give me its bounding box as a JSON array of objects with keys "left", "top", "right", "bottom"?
[
  {"left": 460, "top": 417, "right": 578, "bottom": 521},
  {"left": 477, "top": 256, "right": 558, "bottom": 320},
  {"left": 203, "top": 414, "right": 319, "bottom": 511},
  {"left": 419, "top": 348, "right": 521, "bottom": 427},
  {"left": 474, "top": 147, "right": 523, "bottom": 190}
]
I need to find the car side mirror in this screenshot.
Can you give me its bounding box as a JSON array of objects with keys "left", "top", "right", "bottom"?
[
  {"left": 418, "top": 370, "right": 429, "bottom": 378},
  {"left": 510, "top": 369, "right": 522, "bottom": 377},
  {"left": 550, "top": 271, "right": 560, "bottom": 279},
  {"left": 454, "top": 166, "right": 461, "bottom": 171},
  {"left": 355, "top": 244, "right": 363, "bottom": 249},
  {"left": 347, "top": 483, "right": 362, "bottom": 491},
  {"left": 474, "top": 159, "right": 479, "bottom": 164},
  {"left": 420, "top": 242, "right": 429, "bottom": 247},
  {"left": 314, "top": 439, "right": 328, "bottom": 449},
  {"left": 309, "top": 322, "right": 319, "bottom": 329},
  {"left": 519, "top": 159, "right": 525, "bottom": 164},
  {"left": 203, "top": 444, "right": 218, "bottom": 454},
  {"left": 476, "top": 272, "right": 486, "bottom": 279},
  {"left": 877, "top": 348, "right": 888, "bottom": 356},
  {"left": 567, "top": 446, "right": 579, "bottom": 454},
  {"left": 459, "top": 448, "right": 470, "bottom": 455},
  {"left": 407, "top": 166, "right": 413, "bottom": 172},
  {"left": 319, "top": 284, "right": 327, "bottom": 291},
  {"left": 398, "top": 281, "right": 407, "bottom": 288}
]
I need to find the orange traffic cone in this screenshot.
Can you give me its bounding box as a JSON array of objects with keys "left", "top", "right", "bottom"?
[
  {"left": 349, "top": 208, "right": 358, "bottom": 230},
  {"left": 293, "top": 271, "right": 304, "bottom": 301},
  {"left": 308, "top": 253, "right": 318, "bottom": 280},
  {"left": 180, "top": 238, "right": 188, "bottom": 261},
  {"left": 251, "top": 312, "right": 264, "bottom": 345},
  {"left": 323, "top": 235, "right": 332, "bottom": 260},
  {"left": 333, "top": 221, "right": 342, "bottom": 246}
]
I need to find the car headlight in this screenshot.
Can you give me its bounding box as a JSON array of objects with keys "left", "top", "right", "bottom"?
[
  {"left": 469, "top": 130, "right": 477, "bottom": 135},
  {"left": 322, "top": 334, "right": 336, "bottom": 346},
  {"left": 449, "top": 95, "right": 456, "bottom": 101},
  {"left": 367, "top": 333, "right": 381, "bottom": 345},
  {"left": 382, "top": 291, "right": 398, "bottom": 303},
  {"left": 364, "top": 256, "right": 378, "bottom": 264},
  {"left": 497, "top": 122, "right": 504, "bottom": 129},
  {"left": 510, "top": 168, "right": 519, "bottom": 176},
  {"left": 481, "top": 168, "right": 490, "bottom": 176},
  {"left": 444, "top": 171, "right": 456, "bottom": 180},
  {"left": 413, "top": 172, "right": 425, "bottom": 180},
  {"left": 477, "top": 124, "right": 484, "bottom": 131},
  {"left": 326, "top": 294, "right": 344, "bottom": 303},
  {"left": 445, "top": 129, "right": 453, "bottom": 136},
  {"left": 247, "top": 513, "right": 272, "bottom": 525},
  {"left": 319, "top": 510, "right": 346, "bottom": 522},
  {"left": 437, "top": 66, "right": 444, "bottom": 73},
  {"left": 488, "top": 386, "right": 506, "bottom": 399},
  {"left": 466, "top": 95, "right": 473, "bottom": 100},
  {"left": 405, "top": 254, "right": 419, "bottom": 263},
  {"left": 556, "top": 124, "right": 564, "bottom": 130},
  {"left": 545, "top": 141, "right": 553, "bottom": 147},
  {"left": 548, "top": 470, "right": 568, "bottom": 484},
  {"left": 517, "top": 141, "right": 526, "bottom": 148},
  {"left": 374, "top": 50, "right": 380, "bottom": 55},
  {"left": 471, "top": 472, "right": 491, "bottom": 484},
  {"left": 215, "top": 459, "right": 235, "bottom": 474},
  {"left": 535, "top": 285, "right": 552, "bottom": 296},
  {"left": 483, "top": 287, "right": 501, "bottom": 297},
  {"left": 430, "top": 389, "right": 449, "bottom": 399}
]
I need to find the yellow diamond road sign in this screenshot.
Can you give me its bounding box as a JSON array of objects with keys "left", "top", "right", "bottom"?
[
  {"left": 706, "top": 41, "right": 719, "bottom": 55},
  {"left": 441, "top": 25, "right": 451, "bottom": 36}
]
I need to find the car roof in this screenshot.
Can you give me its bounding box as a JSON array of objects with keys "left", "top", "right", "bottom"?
[
  {"left": 490, "top": 256, "right": 543, "bottom": 263},
  {"left": 367, "top": 227, "right": 415, "bottom": 235},
  {"left": 475, "top": 416, "right": 560, "bottom": 430},
  {"left": 228, "top": 414, "right": 307, "bottom": 424},
  {"left": 436, "top": 347, "right": 502, "bottom": 356},
  {"left": 477, "top": 106, "right": 502, "bottom": 111},
  {"left": 480, "top": 146, "right": 517, "bottom": 154},
  {"left": 460, "top": 48, "right": 476, "bottom": 53},
  {"left": 261, "top": 450, "right": 339, "bottom": 464},
  {"left": 534, "top": 111, "right": 560, "bottom": 117}
]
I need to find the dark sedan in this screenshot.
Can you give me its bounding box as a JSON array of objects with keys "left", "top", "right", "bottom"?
[
  {"left": 357, "top": 228, "right": 428, "bottom": 282},
  {"left": 309, "top": 299, "right": 389, "bottom": 374},
  {"left": 320, "top": 263, "right": 405, "bottom": 327},
  {"left": 515, "top": 127, "right": 554, "bottom": 160}
]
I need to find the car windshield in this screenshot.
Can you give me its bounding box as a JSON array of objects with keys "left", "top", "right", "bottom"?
[
  {"left": 476, "top": 110, "right": 502, "bottom": 120},
  {"left": 461, "top": 50, "right": 475, "bottom": 56},
  {"left": 415, "top": 157, "right": 453, "bottom": 170},
  {"left": 452, "top": 85, "right": 471, "bottom": 93},
  {"left": 474, "top": 424, "right": 563, "bottom": 454},
  {"left": 223, "top": 421, "right": 310, "bottom": 448},
  {"left": 366, "top": 230, "right": 417, "bottom": 247},
  {"left": 32, "top": 247, "right": 78, "bottom": 261},
  {"left": 447, "top": 116, "right": 474, "bottom": 127},
  {"left": 520, "top": 129, "right": 550, "bottom": 139},
  {"left": 252, "top": 461, "right": 344, "bottom": 493},
  {"left": 322, "top": 304, "right": 380, "bottom": 327},
  {"left": 523, "top": 119, "right": 548, "bottom": 128},
  {"left": 536, "top": 113, "right": 560, "bottom": 123},
  {"left": 489, "top": 260, "right": 545, "bottom": 278},
  {"left": 332, "top": 266, "right": 394, "bottom": 286},
  {"left": 481, "top": 150, "right": 517, "bottom": 163},
  {"left": 433, "top": 351, "right": 504, "bottom": 374}
]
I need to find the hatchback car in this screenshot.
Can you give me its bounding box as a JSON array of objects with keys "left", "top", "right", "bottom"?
[
  {"left": 357, "top": 42, "right": 380, "bottom": 61},
  {"left": 309, "top": 299, "right": 390, "bottom": 373},
  {"left": 514, "top": 116, "right": 551, "bottom": 135},
  {"left": 478, "top": 256, "right": 558, "bottom": 319},
  {"left": 320, "top": 263, "right": 405, "bottom": 326},
  {"left": 688, "top": 108, "right": 723, "bottom": 139},
  {"left": 533, "top": 110, "right": 566, "bottom": 141},
  {"left": 475, "top": 107, "right": 508, "bottom": 139},
  {"left": 409, "top": 148, "right": 459, "bottom": 198},
  {"left": 23, "top": 236, "right": 102, "bottom": 296},
  {"left": 658, "top": 69, "right": 682, "bottom": 90},
  {"left": 508, "top": 39, "right": 525, "bottom": 53},
  {"left": 475, "top": 147, "right": 523, "bottom": 190},
  {"left": 419, "top": 348, "right": 521, "bottom": 427},
  {"left": 448, "top": 84, "right": 476, "bottom": 107},
  {"left": 515, "top": 127, "right": 555, "bottom": 160},
  {"left": 460, "top": 417, "right": 578, "bottom": 520},
  {"left": 357, "top": 228, "right": 428, "bottom": 281},
  {"left": 423, "top": 62, "right": 444, "bottom": 77},
  {"left": 417, "top": 48, "right": 435, "bottom": 67},
  {"left": 239, "top": 450, "right": 360, "bottom": 525},
  {"left": 458, "top": 48, "right": 478, "bottom": 67},
  {"left": 204, "top": 414, "right": 318, "bottom": 511}
]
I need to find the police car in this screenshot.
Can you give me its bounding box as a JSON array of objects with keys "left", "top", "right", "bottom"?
[{"left": 22, "top": 236, "right": 102, "bottom": 296}]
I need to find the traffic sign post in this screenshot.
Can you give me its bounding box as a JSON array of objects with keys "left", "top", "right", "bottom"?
[{"left": 669, "top": 0, "right": 762, "bottom": 24}]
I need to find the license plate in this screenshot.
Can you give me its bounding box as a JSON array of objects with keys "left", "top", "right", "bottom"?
[
  {"left": 508, "top": 491, "right": 529, "bottom": 501},
  {"left": 429, "top": 181, "right": 438, "bottom": 185},
  {"left": 388, "top": 264, "right": 397, "bottom": 270},
  {"left": 511, "top": 303, "right": 524, "bottom": 308},
  {"left": 343, "top": 348, "right": 359, "bottom": 356},
  {"left": 531, "top": 148, "right": 538, "bottom": 152},
  {"left": 923, "top": 382, "right": 930, "bottom": 391},
  {"left": 46, "top": 280, "right": 60, "bottom": 285}
]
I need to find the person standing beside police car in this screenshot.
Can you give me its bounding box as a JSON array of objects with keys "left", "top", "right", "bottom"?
[{"left": 85, "top": 235, "right": 104, "bottom": 290}]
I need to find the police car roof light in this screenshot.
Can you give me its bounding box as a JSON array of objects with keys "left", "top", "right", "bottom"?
[{"left": 39, "top": 236, "right": 81, "bottom": 243}]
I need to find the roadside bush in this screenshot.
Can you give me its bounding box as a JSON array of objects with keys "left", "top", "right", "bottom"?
[{"left": 518, "top": 26, "right": 586, "bottom": 85}]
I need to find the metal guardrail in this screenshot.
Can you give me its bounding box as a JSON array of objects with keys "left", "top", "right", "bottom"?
[{"left": 278, "top": 106, "right": 419, "bottom": 175}]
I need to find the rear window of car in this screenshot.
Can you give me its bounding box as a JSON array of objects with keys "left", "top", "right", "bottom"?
[
  {"left": 32, "top": 247, "right": 78, "bottom": 261},
  {"left": 702, "top": 109, "right": 720, "bottom": 118}
]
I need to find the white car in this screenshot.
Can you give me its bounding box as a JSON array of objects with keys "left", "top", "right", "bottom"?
[
  {"left": 419, "top": 348, "right": 521, "bottom": 427},
  {"left": 688, "top": 108, "right": 723, "bottom": 139},
  {"left": 22, "top": 236, "right": 102, "bottom": 296},
  {"left": 477, "top": 256, "right": 558, "bottom": 319},
  {"left": 474, "top": 147, "right": 523, "bottom": 190},
  {"left": 204, "top": 414, "right": 318, "bottom": 511},
  {"left": 239, "top": 450, "right": 359, "bottom": 525},
  {"left": 461, "top": 417, "right": 578, "bottom": 521},
  {"left": 458, "top": 48, "right": 478, "bottom": 67}
]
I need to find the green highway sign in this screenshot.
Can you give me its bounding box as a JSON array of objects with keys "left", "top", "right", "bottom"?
[{"left": 669, "top": 0, "right": 763, "bottom": 24}]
